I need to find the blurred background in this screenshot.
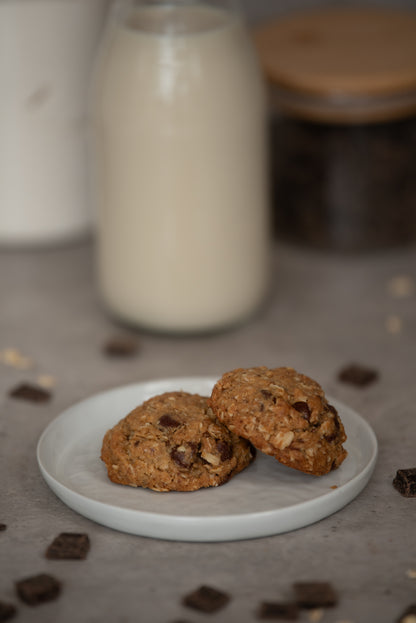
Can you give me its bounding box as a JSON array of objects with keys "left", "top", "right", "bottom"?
[{"left": 243, "top": 0, "right": 415, "bottom": 22}]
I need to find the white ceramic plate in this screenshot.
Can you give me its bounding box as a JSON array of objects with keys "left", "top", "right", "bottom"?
[{"left": 37, "top": 376, "right": 377, "bottom": 542}]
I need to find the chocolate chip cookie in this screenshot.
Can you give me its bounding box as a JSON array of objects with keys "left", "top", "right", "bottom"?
[
  {"left": 209, "top": 367, "right": 347, "bottom": 476},
  {"left": 101, "top": 391, "right": 255, "bottom": 492}
]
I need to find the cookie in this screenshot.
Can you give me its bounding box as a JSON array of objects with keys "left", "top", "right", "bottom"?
[
  {"left": 209, "top": 367, "right": 347, "bottom": 476},
  {"left": 101, "top": 391, "right": 255, "bottom": 492}
]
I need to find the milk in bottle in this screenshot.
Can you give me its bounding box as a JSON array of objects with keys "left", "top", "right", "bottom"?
[{"left": 92, "top": 0, "right": 269, "bottom": 332}]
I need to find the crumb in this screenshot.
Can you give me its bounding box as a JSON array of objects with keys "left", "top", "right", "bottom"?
[
  {"left": 0, "top": 348, "right": 33, "bottom": 370},
  {"left": 386, "top": 315, "right": 402, "bottom": 334},
  {"left": 406, "top": 569, "right": 416, "bottom": 579},
  {"left": 387, "top": 276, "right": 414, "bottom": 299},
  {"left": 308, "top": 609, "right": 324, "bottom": 622},
  {"left": 103, "top": 335, "right": 139, "bottom": 357},
  {"left": 36, "top": 375, "right": 56, "bottom": 389}
]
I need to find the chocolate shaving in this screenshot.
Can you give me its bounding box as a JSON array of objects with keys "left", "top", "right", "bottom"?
[
  {"left": 9, "top": 383, "right": 51, "bottom": 403},
  {"left": 103, "top": 336, "right": 139, "bottom": 357},
  {"left": 337, "top": 364, "right": 379, "bottom": 387}
]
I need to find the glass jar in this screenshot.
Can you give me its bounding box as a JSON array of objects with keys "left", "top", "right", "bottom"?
[
  {"left": 91, "top": 0, "right": 269, "bottom": 333},
  {"left": 0, "top": 0, "right": 109, "bottom": 246},
  {"left": 255, "top": 7, "right": 416, "bottom": 252}
]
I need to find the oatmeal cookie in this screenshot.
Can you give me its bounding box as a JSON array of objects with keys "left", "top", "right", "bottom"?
[
  {"left": 209, "top": 367, "right": 347, "bottom": 476},
  {"left": 101, "top": 391, "right": 255, "bottom": 492}
]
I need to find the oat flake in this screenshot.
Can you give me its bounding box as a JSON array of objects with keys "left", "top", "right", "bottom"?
[{"left": 387, "top": 275, "right": 415, "bottom": 298}]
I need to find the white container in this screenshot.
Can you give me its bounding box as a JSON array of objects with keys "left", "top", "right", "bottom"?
[
  {"left": 91, "top": 0, "right": 269, "bottom": 333},
  {"left": 0, "top": 0, "right": 109, "bottom": 246}
]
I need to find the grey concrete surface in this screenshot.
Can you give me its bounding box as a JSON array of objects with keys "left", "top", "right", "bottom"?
[{"left": 1, "top": 238, "right": 416, "bottom": 623}]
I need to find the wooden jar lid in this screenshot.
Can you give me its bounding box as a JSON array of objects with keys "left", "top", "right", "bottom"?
[{"left": 254, "top": 7, "right": 416, "bottom": 123}]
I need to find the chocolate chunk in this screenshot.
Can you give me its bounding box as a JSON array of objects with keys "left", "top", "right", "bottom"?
[
  {"left": 393, "top": 468, "right": 416, "bottom": 497},
  {"left": 9, "top": 383, "right": 51, "bottom": 403},
  {"left": 15, "top": 574, "right": 61, "bottom": 606},
  {"left": 0, "top": 524, "right": 6, "bottom": 531},
  {"left": 293, "top": 582, "right": 338, "bottom": 608},
  {"left": 216, "top": 440, "right": 233, "bottom": 462},
  {"left": 171, "top": 444, "right": 197, "bottom": 469},
  {"left": 261, "top": 389, "right": 273, "bottom": 399},
  {"left": 103, "top": 335, "right": 139, "bottom": 357},
  {"left": 327, "top": 404, "right": 338, "bottom": 417},
  {"left": 292, "top": 401, "right": 311, "bottom": 420},
  {"left": 337, "top": 364, "right": 379, "bottom": 387},
  {"left": 182, "top": 585, "right": 230, "bottom": 613},
  {"left": 45, "top": 533, "right": 90, "bottom": 560},
  {"left": 158, "top": 414, "right": 180, "bottom": 429},
  {"left": 396, "top": 604, "right": 416, "bottom": 623},
  {"left": 324, "top": 433, "right": 337, "bottom": 443},
  {"left": 258, "top": 601, "right": 299, "bottom": 619},
  {"left": 0, "top": 601, "right": 17, "bottom": 622}
]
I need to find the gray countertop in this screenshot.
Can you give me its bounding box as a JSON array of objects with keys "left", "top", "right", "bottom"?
[{"left": 1, "top": 239, "right": 416, "bottom": 623}]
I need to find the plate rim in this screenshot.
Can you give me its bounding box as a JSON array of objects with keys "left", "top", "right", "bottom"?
[{"left": 36, "top": 376, "right": 378, "bottom": 541}]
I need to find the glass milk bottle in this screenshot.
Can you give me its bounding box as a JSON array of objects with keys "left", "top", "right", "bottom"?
[
  {"left": 91, "top": 0, "right": 269, "bottom": 333},
  {"left": 0, "top": 0, "right": 109, "bottom": 246}
]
